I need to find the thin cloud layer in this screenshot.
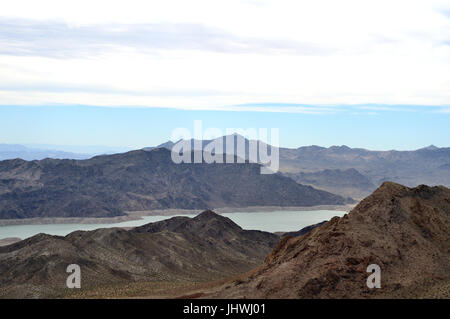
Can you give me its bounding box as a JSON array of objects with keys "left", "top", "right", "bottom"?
[
  {"left": 0, "top": 0, "right": 449, "bottom": 109},
  {"left": 0, "top": 18, "right": 331, "bottom": 58}
]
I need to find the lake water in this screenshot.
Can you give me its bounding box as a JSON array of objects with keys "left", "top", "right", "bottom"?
[{"left": 0, "top": 210, "right": 347, "bottom": 240}]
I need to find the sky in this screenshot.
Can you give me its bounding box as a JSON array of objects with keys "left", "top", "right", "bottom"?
[{"left": 0, "top": 0, "right": 449, "bottom": 150}]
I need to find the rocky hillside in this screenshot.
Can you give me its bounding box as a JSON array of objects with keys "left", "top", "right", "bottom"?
[
  {"left": 208, "top": 182, "right": 450, "bottom": 298},
  {"left": 147, "top": 136, "right": 450, "bottom": 199},
  {"left": 0, "top": 147, "right": 350, "bottom": 219},
  {"left": 279, "top": 145, "right": 450, "bottom": 187},
  {"left": 280, "top": 145, "right": 450, "bottom": 199},
  {"left": 284, "top": 168, "right": 375, "bottom": 199},
  {"left": 0, "top": 210, "right": 279, "bottom": 298},
  {"left": 281, "top": 221, "right": 327, "bottom": 238}
]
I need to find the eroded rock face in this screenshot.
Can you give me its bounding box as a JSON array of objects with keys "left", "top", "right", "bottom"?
[
  {"left": 210, "top": 182, "right": 450, "bottom": 298},
  {"left": 0, "top": 211, "right": 279, "bottom": 298}
]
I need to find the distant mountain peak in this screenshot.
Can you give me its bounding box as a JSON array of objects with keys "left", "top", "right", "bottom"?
[
  {"left": 156, "top": 141, "right": 176, "bottom": 149},
  {"left": 420, "top": 144, "right": 439, "bottom": 150},
  {"left": 191, "top": 210, "right": 243, "bottom": 232},
  {"left": 329, "top": 145, "right": 351, "bottom": 150},
  {"left": 195, "top": 209, "right": 219, "bottom": 219}
]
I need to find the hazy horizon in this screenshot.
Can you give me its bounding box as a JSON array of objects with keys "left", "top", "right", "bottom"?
[
  {"left": 0, "top": 130, "right": 448, "bottom": 153},
  {"left": 1, "top": 104, "right": 449, "bottom": 151}
]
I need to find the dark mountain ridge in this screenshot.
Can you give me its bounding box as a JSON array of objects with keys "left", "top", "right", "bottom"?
[
  {"left": 0, "top": 148, "right": 350, "bottom": 219},
  {"left": 144, "top": 136, "right": 450, "bottom": 198},
  {"left": 3, "top": 137, "right": 449, "bottom": 201}
]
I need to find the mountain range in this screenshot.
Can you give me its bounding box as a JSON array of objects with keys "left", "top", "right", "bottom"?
[
  {"left": 0, "top": 147, "right": 349, "bottom": 219},
  {"left": 278, "top": 144, "right": 450, "bottom": 198},
  {"left": 1, "top": 135, "right": 449, "bottom": 219},
  {"left": 148, "top": 136, "right": 450, "bottom": 199},
  {"left": 0, "top": 144, "right": 92, "bottom": 161},
  {"left": 0, "top": 144, "right": 132, "bottom": 161}
]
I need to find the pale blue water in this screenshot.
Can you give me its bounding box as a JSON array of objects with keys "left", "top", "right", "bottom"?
[
  {"left": 222, "top": 210, "right": 346, "bottom": 232},
  {"left": 0, "top": 210, "right": 346, "bottom": 240}
]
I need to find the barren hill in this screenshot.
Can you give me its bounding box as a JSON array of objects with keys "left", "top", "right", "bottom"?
[
  {"left": 208, "top": 182, "right": 450, "bottom": 298},
  {"left": 0, "top": 211, "right": 279, "bottom": 298}
]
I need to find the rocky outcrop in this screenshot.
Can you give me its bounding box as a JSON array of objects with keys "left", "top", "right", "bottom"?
[
  {"left": 209, "top": 182, "right": 450, "bottom": 298},
  {"left": 281, "top": 221, "right": 327, "bottom": 238}
]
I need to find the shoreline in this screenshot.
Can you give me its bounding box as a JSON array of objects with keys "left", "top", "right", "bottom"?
[{"left": 0, "top": 204, "right": 355, "bottom": 227}]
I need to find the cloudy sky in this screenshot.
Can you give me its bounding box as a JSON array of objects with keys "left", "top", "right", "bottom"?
[{"left": 0, "top": 0, "right": 449, "bottom": 149}]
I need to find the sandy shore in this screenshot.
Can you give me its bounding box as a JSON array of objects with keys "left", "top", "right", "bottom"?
[
  {"left": 0, "top": 209, "right": 200, "bottom": 226},
  {"left": 0, "top": 204, "right": 355, "bottom": 226},
  {"left": 214, "top": 204, "right": 355, "bottom": 214}
]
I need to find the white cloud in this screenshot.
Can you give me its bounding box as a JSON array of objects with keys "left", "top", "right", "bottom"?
[
  {"left": 0, "top": 0, "right": 449, "bottom": 109},
  {"left": 0, "top": 19, "right": 333, "bottom": 58}
]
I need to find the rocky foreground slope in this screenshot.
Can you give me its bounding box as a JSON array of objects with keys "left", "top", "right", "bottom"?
[
  {"left": 207, "top": 182, "right": 450, "bottom": 298},
  {"left": 0, "top": 148, "right": 350, "bottom": 219},
  {"left": 0, "top": 211, "right": 278, "bottom": 298}
]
